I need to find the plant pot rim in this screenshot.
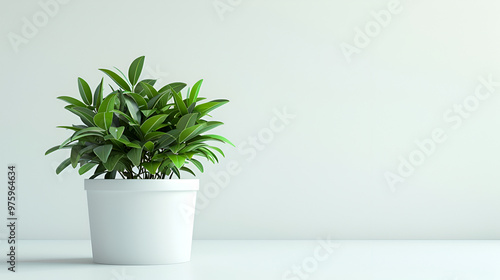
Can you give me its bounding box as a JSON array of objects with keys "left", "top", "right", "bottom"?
[{"left": 84, "top": 179, "right": 199, "bottom": 192}]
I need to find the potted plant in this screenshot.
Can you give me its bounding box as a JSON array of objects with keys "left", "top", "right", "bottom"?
[{"left": 45, "top": 56, "right": 233, "bottom": 265}]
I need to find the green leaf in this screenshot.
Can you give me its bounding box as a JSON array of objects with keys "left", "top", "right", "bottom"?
[
  {"left": 45, "top": 144, "right": 73, "bottom": 155},
  {"left": 56, "top": 158, "right": 72, "bottom": 174},
  {"left": 168, "top": 154, "right": 186, "bottom": 169},
  {"left": 98, "top": 93, "right": 117, "bottom": 113},
  {"left": 197, "top": 134, "right": 235, "bottom": 146},
  {"left": 141, "top": 82, "right": 158, "bottom": 99},
  {"left": 188, "top": 79, "right": 203, "bottom": 106},
  {"left": 93, "top": 112, "right": 113, "bottom": 130},
  {"left": 128, "top": 56, "right": 145, "bottom": 86},
  {"left": 79, "top": 162, "right": 97, "bottom": 175},
  {"left": 207, "top": 145, "right": 225, "bottom": 157},
  {"left": 57, "top": 96, "right": 87, "bottom": 107},
  {"left": 189, "top": 158, "right": 204, "bottom": 172},
  {"left": 127, "top": 148, "right": 142, "bottom": 166},
  {"left": 99, "top": 68, "right": 132, "bottom": 91},
  {"left": 126, "top": 92, "right": 147, "bottom": 109},
  {"left": 141, "top": 109, "right": 155, "bottom": 118},
  {"left": 140, "top": 114, "right": 167, "bottom": 135},
  {"left": 176, "top": 113, "right": 199, "bottom": 130},
  {"left": 142, "top": 161, "right": 161, "bottom": 175},
  {"left": 116, "top": 138, "right": 141, "bottom": 149},
  {"left": 180, "top": 166, "right": 196, "bottom": 176},
  {"left": 179, "top": 123, "right": 207, "bottom": 143},
  {"left": 66, "top": 106, "right": 95, "bottom": 127},
  {"left": 172, "top": 90, "right": 188, "bottom": 115},
  {"left": 56, "top": 125, "right": 84, "bottom": 132},
  {"left": 157, "top": 129, "right": 181, "bottom": 148},
  {"left": 78, "top": 77, "right": 92, "bottom": 105},
  {"left": 70, "top": 145, "right": 82, "bottom": 168},
  {"left": 197, "top": 121, "right": 223, "bottom": 134},
  {"left": 147, "top": 92, "right": 164, "bottom": 109},
  {"left": 194, "top": 99, "right": 229, "bottom": 116},
  {"left": 109, "top": 126, "right": 125, "bottom": 139},
  {"left": 93, "top": 78, "right": 104, "bottom": 109},
  {"left": 169, "top": 143, "right": 185, "bottom": 154},
  {"left": 143, "top": 141, "right": 154, "bottom": 151},
  {"left": 111, "top": 109, "right": 138, "bottom": 125},
  {"left": 93, "top": 144, "right": 113, "bottom": 163},
  {"left": 158, "top": 82, "right": 187, "bottom": 94},
  {"left": 144, "top": 131, "right": 166, "bottom": 141},
  {"left": 134, "top": 79, "right": 156, "bottom": 93},
  {"left": 124, "top": 95, "right": 141, "bottom": 123},
  {"left": 103, "top": 155, "right": 123, "bottom": 171},
  {"left": 104, "top": 170, "right": 117, "bottom": 179}
]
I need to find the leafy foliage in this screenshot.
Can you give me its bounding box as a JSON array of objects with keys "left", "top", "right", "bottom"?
[{"left": 47, "top": 56, "right": 233, "bottom": 179}]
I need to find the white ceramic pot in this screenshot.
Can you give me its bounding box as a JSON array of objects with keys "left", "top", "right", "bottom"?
[{"left": 84, "top": 179, "right": 199, "bottom": 265}]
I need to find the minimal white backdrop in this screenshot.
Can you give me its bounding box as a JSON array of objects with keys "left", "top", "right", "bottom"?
[{"left": 1, "top": 0, "right": 500, "bottom": 240}]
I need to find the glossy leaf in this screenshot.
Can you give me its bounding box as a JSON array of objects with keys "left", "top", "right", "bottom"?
[
  {"left": 194, "top": 99, "right": 229, "bottom": 116},
  {"left": 188, "top": 79, "right": 203, "bottom": 106},
  {"left": 189, "top": 158, "right": 204, "bottom": 172},
  {"left": 141, "top": 82, "right": 158, "bottom": 99},
  {"left": 94, "top": 112, "right": 113, "bottom": 130},
  {"left": 57, "top": 96, "right": 87, "bottom": 107},
  {"left": 142, "top": 161, "right": 161, "bottom": 175},
  {"left": 109, "top": 126, "right": 125, "bottom": 139},
  {"left": 98, "top": 93, "right": 117, "bottom": 113},
  {"left": 127, "top": 148, "right": 142, "bottom": 166},
  {"left": 79, "top": 162, "right": 97, "bottom": 175},
  {"left": 56, "top": 158, "right": 71, "bottom": 174},
  {"left": 99, "top": 68, "right": 131, "bottom": 91},
  {"left": 93, "top": 144, "right": 113, "bottom": 163},
  {"left": 172, "top": 90, "right": 188, "bottom": 115},
  {"left": 78, "top": 77, "right": 92, "bottom": 105},
  {"left": 168, "top": 154, "right": 186, "bottom": 169},
  {"left": 124, "top": 95, "right": 141, "bottom": 123},
  {"left": 176, "top": 113, "right": 199, "bottom": 130},
  {"left": 179, "top": 123, "right": 207, "bottom": 143},
  {"left": 93, "top": 78, "right": 104, "bottom": 109},
  {"left": 128, "top": 56, "right": 145, "bottom": 86},
  {"left": 134, "top": 79, "right": 156, "bottom": 93},
  {"left": 140, "top": 115, "right": 167, "bottom": 135}
]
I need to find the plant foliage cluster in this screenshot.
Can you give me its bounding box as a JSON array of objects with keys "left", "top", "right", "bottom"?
[{"left": 46, "top": 56, "right": 233, "bottom": 179}]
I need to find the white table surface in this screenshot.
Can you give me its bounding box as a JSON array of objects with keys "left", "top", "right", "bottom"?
[{"left": 1, "top": 240, "right": 499, "bottom": 280}]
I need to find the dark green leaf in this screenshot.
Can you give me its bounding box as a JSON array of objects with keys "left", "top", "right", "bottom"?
[
  {"left": 57, "top": 96, "right": 87, "bottom": 107},
  {"left": 124, "top": 95, "right": 141, "bottom": 123},
  {"left": 127, "top": 148, "right": 142, "bottom": 166},
  {"left": 99, "top": 68, "right": 131, "bottom": 91},
  {"left": 179, "top": 123, "right": 207, "bottom": 143},
  {"left": 143, "top": 141, "right": 154, "bottom": 151},
  {"left": 70, "top": 145, "right": 82, "bottom": 168},
  {"left": 93, "top": 78, "right": 104, "bottom": 109},
  {"left": 103, "top": 154, "right": 123, "bottom": 171},
  {"left": 78, "top": 77, "right": 92, "bottom": 105},
  {"left": 93, "top": 144, "right": 113, "bottom": 163},
  {"left": 176, "top": 113, "right": 199, "bottom": 130},
  {"left": 56, "top": 158, "right": 72, "bottom": 174},
  {"left": 93, "top": 112, "right": 113, "bottom": 130},
  {"left": 188, "top": 79, "right": 203, "bottom": 106},
  {"left": 194, "top": 99, "right": 229, "bottom": 116},
  {"left": 79, "top": 162, "right": 97, "bottom": 175},
  {"left": 128, "top": 56, "right": 145, "bottom": 86},
  {"left": 98, "top": 93, "right": 117, "bottom": 113},
  {"left": 189, "top": 158, "right": 204, "bottom": 172},
  {"left": 180, "top": 166, "right": 196, "bottom": 176},
  {"left": 172, "top": 90, "right": 188, "bottom": 115},
  {"left": 158, "top": 82, "right": 187, "bottom": 94},
  {"left": 134, "top": 79, "right": 156, "bottom": 93},
  {"left": 126, "top": 92, "right": 147, "bottom": 109},
  {"left": 141, "top": 82, "right": 158, "bottom": 99},
  {"left": 140, "top": 114, "right": 167, "bottom": 135}
]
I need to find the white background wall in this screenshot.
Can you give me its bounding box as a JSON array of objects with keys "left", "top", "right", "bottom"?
[{"left": 2, "top": 0, "right": 500, "bottom": 240}]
